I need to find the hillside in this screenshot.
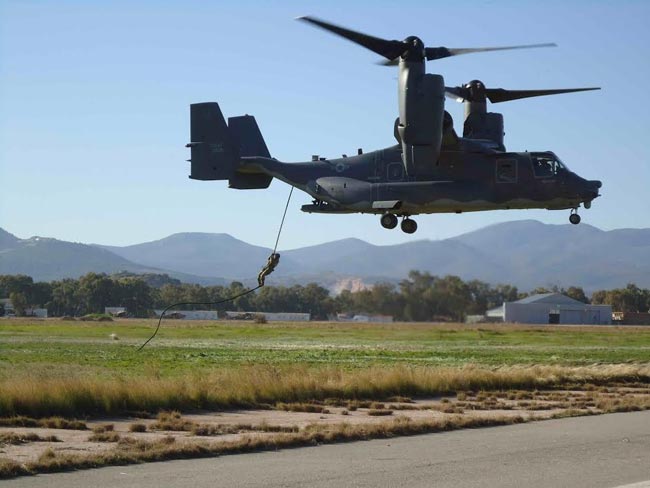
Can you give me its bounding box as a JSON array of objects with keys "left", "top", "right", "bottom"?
[
  {"left": 0, "top": 234, "right": 224, "bottom": 284},
  {"left": 99, "top": 232, "right": 303, "bottom": 279},
  {"left": 2, "top": 221, "right": 649, "bottom": 291}
]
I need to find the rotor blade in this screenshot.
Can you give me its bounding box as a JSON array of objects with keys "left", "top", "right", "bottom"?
[
  {"left": 297, "top": 16, "right": 405, "bottom": 60},
  {"left": 378, "top": 58, "right": 399, "bottom": 66},
  {"left": 444, "top": 86, "right": 469, "bottom": 102},
  {"left": 426, "top": 43, "right": 557, "bottom": 61},
  {"left": 486, "top": 87, "right": 601, "bottom": 103}
]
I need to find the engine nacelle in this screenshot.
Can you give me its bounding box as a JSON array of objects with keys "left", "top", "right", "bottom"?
[
  {"left": 397, "top": 67, "right": 445, "bottom": 176},
  {"left": 463, "top": 111, "right": 505, "bottom": 150}
]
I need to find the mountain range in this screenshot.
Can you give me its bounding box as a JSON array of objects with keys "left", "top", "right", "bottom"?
[{"left": 1, "top": 221, "right": 649, "bottom": 292}]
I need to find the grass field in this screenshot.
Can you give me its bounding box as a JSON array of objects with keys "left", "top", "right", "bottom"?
[
  {"left": 2, "top": 319, "right": 650, "bottom": 376},
  {"left": 1, "top": 318, "right": 649, "bottom": 478},
  {"left": 1, "top": 318, "right": 649, "bottom": 417}
]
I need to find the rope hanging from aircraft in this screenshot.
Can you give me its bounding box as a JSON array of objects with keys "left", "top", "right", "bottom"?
[{"left": 137, "top": 186, "right": 294, "bottom": 351}]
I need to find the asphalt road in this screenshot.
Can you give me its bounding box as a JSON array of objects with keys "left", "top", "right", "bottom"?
[{"left": 6, "top": 411, "right": 650, "bottom": 488}]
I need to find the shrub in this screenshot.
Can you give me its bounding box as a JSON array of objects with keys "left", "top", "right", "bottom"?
[
  {"left": 253, "top": 314, "right": 268, "bottom": 324},
  {"left": 128, "top": 423, "right": 147, "bottom": 433}
]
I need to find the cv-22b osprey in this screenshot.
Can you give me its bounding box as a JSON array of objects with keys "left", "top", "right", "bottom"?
[{"left": 186, "top": 17, "right": 601, "bottom": 234}]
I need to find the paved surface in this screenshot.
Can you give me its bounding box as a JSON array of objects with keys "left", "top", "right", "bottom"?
[{"left": 6, "top": 411, "right": 650, "bottom": 488}]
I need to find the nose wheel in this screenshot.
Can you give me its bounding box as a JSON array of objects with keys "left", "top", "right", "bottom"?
[{"left": 569, "top": 209, "right": 581, "bottom": 225}]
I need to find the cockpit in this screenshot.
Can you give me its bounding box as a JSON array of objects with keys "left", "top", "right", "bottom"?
[{"left": 530, "top": 152, "right": 568, "bottom": 178}]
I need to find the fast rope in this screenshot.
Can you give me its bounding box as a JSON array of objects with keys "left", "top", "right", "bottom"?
[{"left": 137, "top": 186, "right": 294, "bottom": 351}]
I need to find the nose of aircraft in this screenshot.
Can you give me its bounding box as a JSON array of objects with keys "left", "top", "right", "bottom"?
[{"left": 585, "top": 180, "right": 602, "bottom": 200}]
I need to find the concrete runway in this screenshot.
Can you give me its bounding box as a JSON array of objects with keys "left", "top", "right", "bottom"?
[{"left": 6, "top": 411, "right": 650, "bottom": 488}]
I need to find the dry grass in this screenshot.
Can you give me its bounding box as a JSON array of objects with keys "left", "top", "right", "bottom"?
[
  {"left": 595, "top": 395, "right": 650, "bottom": 413},
  {"left": 91, "top": 424, "right": 114, "bottom": 434},
  {"left": 0, "top": 413, "right": 528, "bottom": 479},
  {"left": 0, "top": 432, "right": 60, "bottom": 445},
  {"left": 367, "top": 409, "right": 394, "bottom": 416},
  {"left": 1, "top": 382, "right": 649, "bottom": 480},
  {"left": 276, "top": 403, "right": 329, "bottom": 414},
  {"left": 128, "top": 423, "right": 147, "bottom": 433},
  {"left": 3, "top": 364, "right": 650, "bottom": 418},
  {"left": 191, "top": 422, "right": 299, "bottom": 436},
  {"left": 87, "top": 432, "right": 121, "bottom": 442},
  {"left": 0, "top": 458, "right": 24, "bottom": 478},
  {"left": 149, "top": 411, "right": 196, "bottom": 432},
  {"left": 0, "top": 416, "right": 87, "bottom": 430}
]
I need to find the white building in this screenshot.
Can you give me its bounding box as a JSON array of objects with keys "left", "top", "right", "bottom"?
[
  {"left": 0, "top": 299, "right": 47, "bottom": 318},
  {"left": 26, "top": 308, "right": 48, "bottom": 318},
  {"left": 0, "top": 298, "right": 13, "bottom": 316},
  {"left": 486, "top": 293, "right": 611, "bottom": 325}
]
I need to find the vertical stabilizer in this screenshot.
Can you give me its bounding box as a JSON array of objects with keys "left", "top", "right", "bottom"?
[{"left": 188, "top": 103, "right": 237, "bottom": 180}]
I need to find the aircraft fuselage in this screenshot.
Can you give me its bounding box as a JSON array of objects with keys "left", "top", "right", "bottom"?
[{"left": 243, "top": 144, "right": 601, "bottom": 217}]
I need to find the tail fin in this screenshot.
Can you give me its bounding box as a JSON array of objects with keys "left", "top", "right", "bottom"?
[
  {"left": 188, "top": 103, "right": 237, "bottom": 180},
  {"left": 228, "top": 115, "right": 271, "bottom": 158},
  {"left": 187, "top": 103, "right": 272, "bottom": 189}
]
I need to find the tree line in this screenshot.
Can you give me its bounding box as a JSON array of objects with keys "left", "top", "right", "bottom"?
[{"left": 1, "top": 272, "right": 648, "bottom": 321}]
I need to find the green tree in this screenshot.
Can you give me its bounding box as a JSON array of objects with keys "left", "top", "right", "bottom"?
[
  {"left": 590, "top": 290, "right": 607, "bottom": 305},
  {"left": 30, "top": 282, "right": 53, "bottom": 307},
  {"left": 48, "top": 279, "right": 80, "bottom": 316},
  {"left": 0, "top": 275, "right": 33, "bottom": 300},
  {"left": 399, "top": 271, "right": 437, "bottom": 321},
  {"left": 9, "top": 291, "right": 27, "bottom": 316},
  {"left": 114, "top": 278, "right": 153, "bottom": 317},
  {"left": 76, "top": 273, "right": 116, "bottom": 315},
  {"left": 565, "top": 286, "right": 589, "bottom": 304},
  {"left": 296, "top": 283, "right": 332, "bottom": 319}
]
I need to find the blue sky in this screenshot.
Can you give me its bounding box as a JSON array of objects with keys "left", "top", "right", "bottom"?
[{"left": 1, "top": 0, "right": 649, "bottom": 250}]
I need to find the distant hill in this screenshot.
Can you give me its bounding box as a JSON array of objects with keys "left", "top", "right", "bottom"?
[
  {"left": 451, "top": 220, "right": 650, "bottom": 290},
  {"left": 0, "top": 228, "right": 20, "bottom": 250},
  {"left": 2, "top": 221, "right": 649, "bottom": 292},
  {"left": 0, "top": 233, "right": 224, "bottom": 284},
  {"left": 98, "top": 232, "right": 303, "bottom": 279},
  {"left": 99, "top": 221, "right": 650, "bottom": 291}
]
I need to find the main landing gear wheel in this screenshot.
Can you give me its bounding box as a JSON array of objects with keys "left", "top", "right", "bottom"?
[
  {"left": 380, "top": 213, "right": 398, "bottom": 229},
  {"left": 569, "top": 210, "right": 581, "bottom": 225},
  {"left": 401, "top": 218, "right": 418, "bottom": 234}
]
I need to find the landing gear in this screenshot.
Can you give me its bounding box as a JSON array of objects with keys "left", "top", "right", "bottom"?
[
  {"left": 380, "top": 213, "right": 417, "bottom": 233},
  {"left": 380, "top": 213, "right": 398, "bottom": 229},
  {"left": 401, "top": 217, "right": 418, "bottom": 234},
  {"left": 569, "top": 209, "right": 581, "bottom": 225}
]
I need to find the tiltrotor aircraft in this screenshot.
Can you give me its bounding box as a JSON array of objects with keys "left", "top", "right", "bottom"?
[{"left": 186, "top": 17, "right": 601, "bottom": 234}]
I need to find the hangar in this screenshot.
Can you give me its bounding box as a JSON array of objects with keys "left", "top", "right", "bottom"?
[{"left": 486, "top": 293, "right": 611, "bottom": 325}]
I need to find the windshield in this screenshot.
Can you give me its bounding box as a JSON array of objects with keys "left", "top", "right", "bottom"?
[{"left": 531, "top": 152, "right": 568, "bottom": 178}]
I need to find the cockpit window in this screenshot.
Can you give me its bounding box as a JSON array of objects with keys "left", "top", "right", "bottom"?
[{"left": 531, "top": 153, "right": 566, "bottom": 178}]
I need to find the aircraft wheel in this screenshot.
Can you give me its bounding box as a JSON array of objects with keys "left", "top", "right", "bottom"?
[
  {"left": 569, "top": 213, "right": 581, "bottom": 225},
  {"left": 380, "top": 213, "right": 398, "bottom": 229},
  {"left": 401, "top": 218, "right": 418, "bottom": 234}
]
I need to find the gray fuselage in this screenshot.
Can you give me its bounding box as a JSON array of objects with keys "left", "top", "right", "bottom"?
[{"left": 243, "top": 143, "right": 601, "bottom": 217}]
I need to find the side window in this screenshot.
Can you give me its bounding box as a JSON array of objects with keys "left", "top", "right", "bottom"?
[
  {"left": 532, "top": 155, "right": 562, "bottom": 178},
  {"left": 496, "top": 159, "right": 517, "bottom": 183},
  {"left": 387, "top": 162, "right": 404, "bottom": 181}
]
